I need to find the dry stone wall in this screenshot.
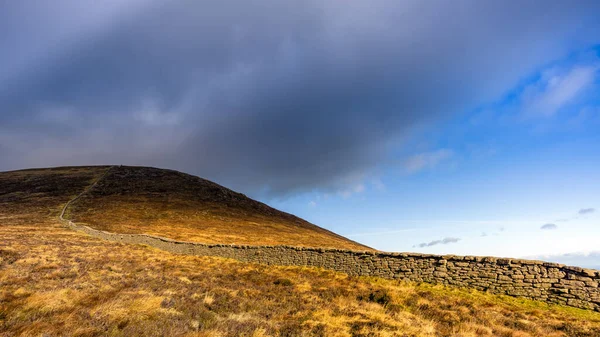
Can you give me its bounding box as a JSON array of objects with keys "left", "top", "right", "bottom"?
[{"left": 65, "top": 220, "right": 600, "bottom": 312}]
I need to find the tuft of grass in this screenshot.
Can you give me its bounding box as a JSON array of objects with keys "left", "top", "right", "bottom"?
[
  {"left": 367, "top": 289, "right": 392, "bottom": 306},
  {"left": 273, "top": 278, "right": 294, "bottom": 286},
  {"left": 0, "top": 249, "right": 20, "bottom": 266}
]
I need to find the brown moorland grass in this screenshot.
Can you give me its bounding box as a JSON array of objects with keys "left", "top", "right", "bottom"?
[
  {"left": 3, "top": 217, "right": 600, "bottom": 336},
  {"left": 2, "top": 166, "right": 600, "bottom": 336},
  {"left": 64, "top": 166, "right": 371, "bottom": 250}
]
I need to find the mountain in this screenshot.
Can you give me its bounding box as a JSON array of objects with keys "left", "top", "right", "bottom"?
[{"left": 1, "top": 165, "right": 370, "bottom": 250}]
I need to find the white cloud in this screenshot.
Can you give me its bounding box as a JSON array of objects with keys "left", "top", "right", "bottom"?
[
  {"left": 522, "top": 64, "right": 598, "bottom": 117},
  {"left": 403, "top": 149, "right": 454, "bottom": 174},
  {"left": 339, "top": 183, "right": 365, "bottom": 198},
  {"left": 308, "top": 200, "right": 317, "bottom": 207}
]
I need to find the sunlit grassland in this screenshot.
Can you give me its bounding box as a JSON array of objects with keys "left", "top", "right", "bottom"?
[
  {"left": 2, "top": 166, "right": 600, "bottom": 336},
  {"left": 2, "top": 219, "right": 600, "bottom": 336}
]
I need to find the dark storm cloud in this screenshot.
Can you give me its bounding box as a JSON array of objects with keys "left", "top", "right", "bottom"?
[
  {"left": 418, "top": 237, "right": 461, "bottom": 248},
  {"left": 1, "top": 1, "right": 600, "bottom": 195}
]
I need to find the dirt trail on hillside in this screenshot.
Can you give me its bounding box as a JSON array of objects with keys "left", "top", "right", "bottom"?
[{"left": 59, "top": 166, "right": 114, "bottom": 223}]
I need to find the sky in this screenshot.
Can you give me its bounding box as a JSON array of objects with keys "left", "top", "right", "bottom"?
[{"left": 1, "top": 1, "right": 599, "bottom": 268}]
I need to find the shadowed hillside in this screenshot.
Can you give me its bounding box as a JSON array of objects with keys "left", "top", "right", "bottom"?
[{"left": 0, "top": 166, "right": 111, "bottom": 223}]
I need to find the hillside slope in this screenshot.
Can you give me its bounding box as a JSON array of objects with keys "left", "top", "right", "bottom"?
[{"left": 1, "top": 166, "right": 370, "bottom": 250}]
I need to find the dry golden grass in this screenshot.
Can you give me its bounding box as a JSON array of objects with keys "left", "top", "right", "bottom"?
[
  {"left": 70, "top": 195, "right": 367, "bottom": 249},
  {"left": 2, "top": 219, "right": 600, "bottom": 336},
  {"left": 2, "top": 166, "right": 600, "bottom": 336},
  {"left": 64, "top": 166, "right": 371, "bottom": 250}
]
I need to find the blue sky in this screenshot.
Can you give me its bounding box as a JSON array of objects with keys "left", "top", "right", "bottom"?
[
  {"left": 1, "top": 1, "right": 599, "bottom": 267},
  {"left": 271, "top": 47, "right": 600, "bottom": 263}
]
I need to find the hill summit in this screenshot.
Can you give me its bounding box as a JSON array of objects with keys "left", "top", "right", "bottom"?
[{"left": 1, "top": 165, "right": 370, "bottom": 250}]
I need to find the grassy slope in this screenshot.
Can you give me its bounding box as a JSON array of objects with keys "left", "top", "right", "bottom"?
[
  {"left": 2, "top": 167, "right": 600, "bottom": 336},
  {"left": 65, "top": 166, "right": 371, "bottom": 250}
]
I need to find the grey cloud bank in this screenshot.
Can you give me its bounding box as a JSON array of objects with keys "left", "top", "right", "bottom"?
[
  {"left": 1, "top": 1, "right": 600, "bottom": 197},
  {"left": 579, "top": 208, "right": 596, "bottom": 215}
]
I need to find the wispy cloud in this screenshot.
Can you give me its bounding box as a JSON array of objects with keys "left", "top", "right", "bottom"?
[
  {"left": 339, "top": 183, "right": 365, "bottom": 198},
  {"left": 553, "top": 207, "right": 596, "bottom": 223},
  {"left": 371, "top": 178, "right": 386, "bottom": 192},
  {"left": 347, "top": 228, "right": 420, "bottom": 238},
  {"left": 403, "top": 149, "right": 454, "bottom": 174},
  {"left": 541, "top": 223, "right": 558, "bottom": 230},
  {"left": 418, "top": 237, "right": 461, "bottom": 248},
  {"left": 522, "top": 64, "right": 599, "bottom": 117},
  {"left": 579, "top": 208, "right": 596, "bottom": 215},
  {"left": 528, "top": 251, "right": 600, "bottom": 270}
]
